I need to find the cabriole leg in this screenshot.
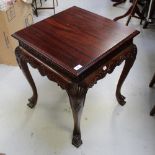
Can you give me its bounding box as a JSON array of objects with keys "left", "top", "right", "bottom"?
[
  {"left": 116, "top": 45, "right": 137, "bottom": 105},
  {"left": 15, "top": 47, "right": 38, "bottom": 108},
  {"left": 67, "top": 84, "right": 87, "bottom": 147}
]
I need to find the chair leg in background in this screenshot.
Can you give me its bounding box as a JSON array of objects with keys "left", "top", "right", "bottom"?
[
  {"left": 149, "top": 74, "right": 155, "bottom": 87},
  {"left": 149, "top": 73, "right": 155, "bottom": 116}
]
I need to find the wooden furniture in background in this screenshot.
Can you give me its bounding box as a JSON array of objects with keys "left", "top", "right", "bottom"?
[
  {"left": 149, "top": 73, "right": 155, "bottom": 116},
  {"left": 112, "top": 0, "right": 133, "bottom": 6},
  {"left": 112, "top": 0, "right": 126, "bottom": 7},
  {"left": 113, "top": 0, "right": 144, "bottom": 25},
  {"left": 143, "top": 0, "right": 155, "bottom": 28},
  {"left": 32, "top": 0, "right": 58, "bottom": 16},
  {"left": 12, "top": 6, "right": 139, "bottom": 147}
]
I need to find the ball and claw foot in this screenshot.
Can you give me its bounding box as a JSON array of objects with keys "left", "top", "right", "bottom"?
[
  {"left": 150, "top": 110, "right": 155, "bottom": 116},
  {"left": 150, "top": 106, "right": 155, "bottom": 116},
  {"left": 72, "top": 134, "right": 82, "bottom": 148},
  {"left": 116, "top": 93, "right": 126, "bottom": 106},
  {"left": 27, "top": 96, "right": 37, "bottom": 108}
]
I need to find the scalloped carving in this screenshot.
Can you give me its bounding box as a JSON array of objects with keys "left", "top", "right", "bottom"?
[
  {"left": 15, "top": 46, "right": 71, "bottom": 90},
  {"left": 84, "top": 44, "right": 137, "bottom": 88}
]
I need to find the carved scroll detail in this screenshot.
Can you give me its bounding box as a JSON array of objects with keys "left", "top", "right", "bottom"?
[{"left": 67, "top": 84, "right": 87, "bottom": 112}]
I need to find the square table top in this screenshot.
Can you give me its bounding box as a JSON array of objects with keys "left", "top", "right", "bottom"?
[{"left": 13, "top": 6, "right": 139, "bottom": 79}]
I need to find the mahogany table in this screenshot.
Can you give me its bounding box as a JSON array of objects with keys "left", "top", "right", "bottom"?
[{"left": 12, "top": 6, "right": 139, "bottom": 148}]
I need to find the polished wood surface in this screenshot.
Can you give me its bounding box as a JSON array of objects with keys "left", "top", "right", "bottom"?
[
  {"left": 13, "top": 7, "right": 139, "bottom": 79},
  {"left": 13, "top": 6, "right": 139, "bottom": 147}
]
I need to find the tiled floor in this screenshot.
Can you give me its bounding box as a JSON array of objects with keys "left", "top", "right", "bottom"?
[{"left": 0, "top": 0, "right": 155, "bottom": 155}]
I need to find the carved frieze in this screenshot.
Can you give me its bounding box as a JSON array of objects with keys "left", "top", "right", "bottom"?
[
  {"left": 83, "top": 44, "right": 137, "bottom": 88},
  {"left": 15, "top": 47, "right": 71, "bottom": 90}
]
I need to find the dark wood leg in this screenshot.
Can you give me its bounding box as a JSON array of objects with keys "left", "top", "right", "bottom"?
[
  {"left": 125, "top": 1, "right": 138, "bottom": 26},
  {"left": 113, "top": 6, "right": 133, "bottom": 21},
  {"left": 149, "top": 73, "right": 155, "bottom": 116},
  {"left": 56, "top": 0, "right": 58, "bottom": 6},
  {"left": 126, "top": 4, "right": 144, "bottom": 26},
  {"left": 15, "top": 47, "right": 38, "bottom": 108},
  {"left": 114, "top": 0, "right": 143, "bottom": 25},
  {"left": 67, "top": 84, "right": 87, "bottom": 148},
  {"left": 53, "top": 0, "right": 55, "bottom": 14},
  {"left": 143, "top": 20, "right": 149, "bottom": 29},
  {"left": 40, "top": 0, "right": 42, "bottom": 6},
  {"left": 116, "top": 45, "right": 137, "bottom": 105},
  {"left": 149, "top": 74, "right": 155, "bottom": 87},
  {"left": 150, "top": 106, "right": 155, "bottom": 116},
  {"left": 135, "top": 7, "right": 144, "bottom": 19},
  {"left": 126, "top": 14, "right": 132, "bottom": 26},
  {"left": 34, "top": 0, "right": 38, "bottom": 17},
  {"left": 113, "top": 0, "right": 126, "bottom": 7}
]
